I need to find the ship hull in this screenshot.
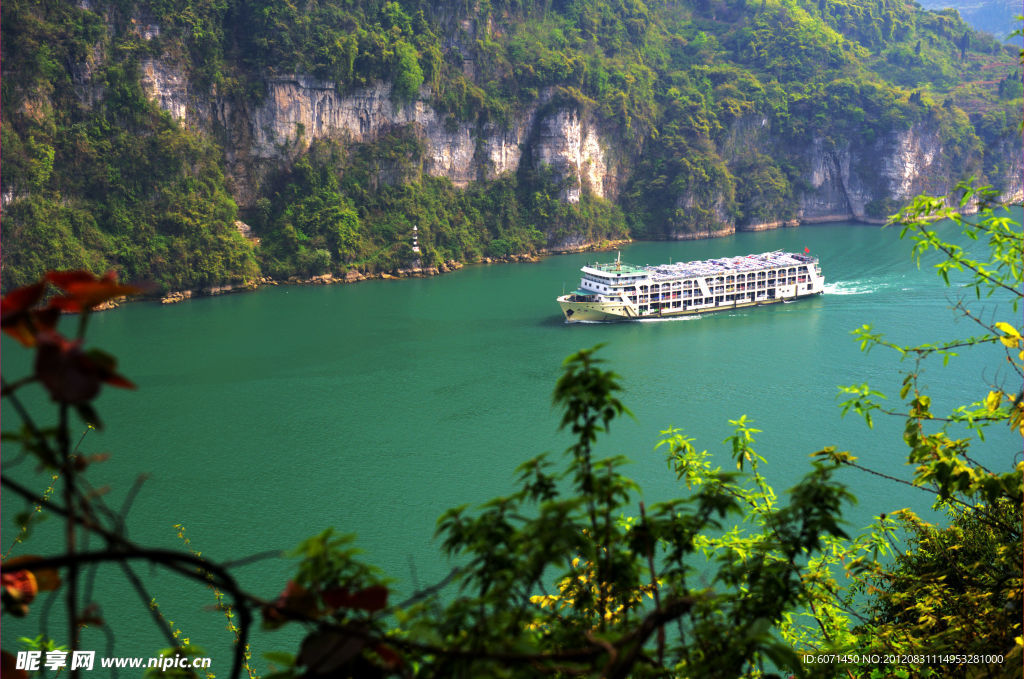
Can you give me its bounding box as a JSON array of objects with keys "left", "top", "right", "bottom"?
[{"left": 558, "top": 291, "right": 822, "bottom": 323}]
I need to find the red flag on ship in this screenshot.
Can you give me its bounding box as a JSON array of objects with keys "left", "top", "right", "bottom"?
[{"left": 804, "top": 247, "right": 810, "bottom": 253}]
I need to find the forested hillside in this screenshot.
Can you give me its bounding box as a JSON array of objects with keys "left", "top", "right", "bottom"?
[{"left": 2, "top": 0, "right": 1020, "bottom": 294}]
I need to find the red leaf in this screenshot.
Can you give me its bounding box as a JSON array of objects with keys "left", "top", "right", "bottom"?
[
  {"left": 1, "top": 281, "right": 47, "bottom": 346},
  {"left": 83, "top": 349, "right": 136, "bottom": 390},
  {"left": 47, "top": 295, "right": 88, "bottom": 313},
  {"left": 2, "top": 570, "right": 38, "bottom": 599},
  {"left": 34, "top": 336, "right": 135, "bottom": 404},
  {"left": 46, "top": 271, "right": 103, "bottom": 289},
  {"left": 2, "top": 570, "right": 38, "bottom": 616},
  {"left": 45, "top": 271, "right": 141, "bottom": 309},
  {"left": 103, "top": 374, "right": 136, "bottom": 389},
  {"left": 35, "top": 334, "right": 101, "bottom": 404},
  {"left": 322, "top": 585, "right": 388, "bottom": 612},
  {"left": 1, "top": 281, "right": 46, "bottom": 315},
  {"left": 372, "top": 643, "right": 402, "bottom": 669},
  {"left": 1, "top": 320, "right": 37, "bottom": 347},
  {"left": 3, "top": 556, "right": 61, "bottom": 591},
  {"left": 262, "top": 580, "right": 319, "bottom": 629},
  {"left": 79, "top": 602, "right": 105, "bottom": 627},
  {"left": 2, "top": 650, "right": 29, "bottom": 679},
  {"left": 32, "top": 305, "right": 61, "bottom": 333}
]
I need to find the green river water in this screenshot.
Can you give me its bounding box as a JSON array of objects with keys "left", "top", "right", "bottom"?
[{"left": 2, "top": 215, "right": 1018, "bottom": 670}]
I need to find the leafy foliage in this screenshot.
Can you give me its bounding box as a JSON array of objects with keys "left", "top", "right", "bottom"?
[
  {"left": 813, "top": 183, "right": 1023, "bottom": 674},
  {"left": 862, "top": 501, "right": 1021, "bottom": 662},
  {"left": 2, "top": 185, "right": 1021, "bottom": 677},
  {"left": 1, "top": 0, "right": 259, "bottom": 294},
  {"left": 253, "top": 136, "right": 626, "bottom": 276}
]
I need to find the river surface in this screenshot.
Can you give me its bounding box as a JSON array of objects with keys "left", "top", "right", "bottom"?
[{"left": 2, "top": 215, "right": 1018, "bottom": 669}]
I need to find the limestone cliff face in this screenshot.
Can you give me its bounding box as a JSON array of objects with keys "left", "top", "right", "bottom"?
[
  {"left": 250, "top": 78, "right": 470, "bottom": 174},
  {"left": 140, "top": 58, "right": 191, "bottom": 123},
  {"left": 993, "top": 136, "right": 1024, "bottom": 203},
  {"left": 135, "top": 53, "right": 624, "bottom": 210},
  {"left": 532, "top": 108, "right": 614, "bottom": 202},
  {"left": 135, "top": 61, "right": 617, "bottom": 209},
  {"left": 799, "top": 125, "right": 950, "bottom": 223},
  {"left": 656, "top": 115, "right": 964, "bottom": 238},
  {"left": 132, "top": 51, "right": 1018, "bottom": 235},
  {"left": 662, "top": 188, "right": 737, "bottom": 240},
  {"left": 245, "top": 78, "right": 624, "bottom": 206}
]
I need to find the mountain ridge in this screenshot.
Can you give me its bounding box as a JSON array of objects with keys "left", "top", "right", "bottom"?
[{"left": 2, "top": 0, "right": 1020, "bottom": 293}]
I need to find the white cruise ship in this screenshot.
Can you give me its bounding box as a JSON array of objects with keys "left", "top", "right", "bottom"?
[{"left": 556, "top": 250, "right": 824, "bottom": 322}]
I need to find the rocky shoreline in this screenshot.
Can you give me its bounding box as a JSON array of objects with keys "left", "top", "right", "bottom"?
[
  {"left": 121, "top": 200, "right": 1016, "bottom": 309},
  {"left": 154, "top": 254, "right": 540, "bottom": 305},
  {"left": 153, "top": 239, "right": 637, "bottom": 306}
]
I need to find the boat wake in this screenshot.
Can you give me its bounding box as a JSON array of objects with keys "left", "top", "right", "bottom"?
[
  {"left": 824, "top": 280, "right": 886, "bottom": 296},
  {"left": 637, "top": 315, "right": 703, "bottom": 323}
]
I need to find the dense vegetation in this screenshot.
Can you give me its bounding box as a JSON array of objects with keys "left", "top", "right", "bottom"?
[
  {"left": 2, "top": 188, "right": 1021, "bottom": 677},
  {"left": 1, "top": 0, "right": 1020, "bottom": 292},
  {"left": 1, "top": 0, "right": 259, "bottom": 293},
  {"left": 252, "top": 135, "right": 625, "bottom": 276}
]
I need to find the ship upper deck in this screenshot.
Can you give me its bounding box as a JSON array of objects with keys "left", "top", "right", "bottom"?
[
  {"left": 582, "top": 250, "right": 819, "bottom": 285},
  {"left": 583, "top": 261, "right": 649, "bottom": 277},
  {"left": 639, "top": 251, "right": 818, "bottom": 282}
]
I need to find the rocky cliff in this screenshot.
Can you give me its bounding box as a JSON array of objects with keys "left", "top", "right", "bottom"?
[
  {"left": 135, "top": 51, "right": 1019, "bottom": 238},
  {"left": 6, "top": 0, "right": 1021, "bottom": 294},
  {"left": 138, "top": 58, "right": 620, "bottom": 210},
  {"left": 799, "top": 125, "right": 949, "bottom": 224}
]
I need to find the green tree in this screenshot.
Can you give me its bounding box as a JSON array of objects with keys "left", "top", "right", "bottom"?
[
  {"left": 393, "top": 41, "right": 424, "bottom": 103},
  {"left": 2, "top": 189, "right": 1021, "bottom": 678},
  {"left": 828, "top": 183, "right": 1023, "bottom": 673}
]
